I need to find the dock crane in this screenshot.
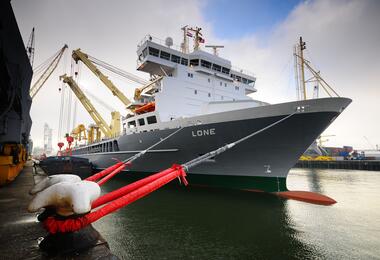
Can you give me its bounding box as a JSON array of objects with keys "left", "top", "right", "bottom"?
[
  {"left": 59, "top": 74, "right": 120, "bottom": 138},
  {"left": 30, "top": 44, "right": 68, "bottom": 99},
  {"left": 72, "top": 49, "right": 134, "bottom": 107}
]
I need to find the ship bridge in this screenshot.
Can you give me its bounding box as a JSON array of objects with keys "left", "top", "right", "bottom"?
[{"left": 136, "top": 35, "right": 257, "bottom": 94}]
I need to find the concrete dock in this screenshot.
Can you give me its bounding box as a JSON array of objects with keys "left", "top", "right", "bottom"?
[
  {"left": 295, "top": 160, "right": 380, "bottom": 171},
  {"left": 0, "top": 162, "right": 118, "bottom": 259}
]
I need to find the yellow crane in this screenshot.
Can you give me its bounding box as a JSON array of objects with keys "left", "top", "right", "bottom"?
[
  {"left": 87, "top": 124, "right": 101, "bottom": 143},
  {"left": 72, "top": 49, "right": 134, "bottom": 107},
  {"left": 133, "top": 76, "right": 163, "bottom": 101},
  {"left": 30, "top": 44, "right": 68, "bottom": 99},
  {"left": 59, "top": 74, "right": 120, "bottom": 138},
  {"left": 71, "top": 124, "right": 87, "bottom": 141}
]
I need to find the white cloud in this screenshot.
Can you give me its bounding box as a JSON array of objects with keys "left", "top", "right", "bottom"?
[{"left": 216, "top": 0, "right": 380, "bottom": 149}]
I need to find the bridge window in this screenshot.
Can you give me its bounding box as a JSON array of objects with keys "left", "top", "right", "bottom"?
[
  {"left": 181, "top": 58, "right": 188, "bottom": 66},
  {"left": 201, "top": 60, "right": 211, "bottom": 69},
  {"left": 149, "top": 47, "right": 159, "bottom": 57},
  {"left": 242, "top": 78, "right": 248, "bottom": 84},
  {"left": 247, "top": 79, "right": 255, "bottom": 85},
  {"left": 212, "top": 64, "right": 221, "bottom": 72},
  {"left": 222, "top": 67, "right": 230, "bottom": 74},
  {"left": 160, "top": 51, "right": 170, "bottom": 60},
  {"left": 147, "top": 116, "right": 157, "bottom": 124},
  {"left": 171, "top": 55, "right": 181, "bottom": 63},
  {"left": 190, "top": 59, "right": 199, "bottom": 66},
  {"left": 138, "top": 118, "right": 145, "bottom": 126},
  {"left": 128, "top": 120, "right": 136, "bottom": 128}
]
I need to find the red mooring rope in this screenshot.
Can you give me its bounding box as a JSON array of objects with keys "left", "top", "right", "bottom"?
[
  {"left": 43, "top": 164, "right": 188, "bottom": 234},
  {"left": 85, "top": 161, "right": 126, "bottom": 182}
]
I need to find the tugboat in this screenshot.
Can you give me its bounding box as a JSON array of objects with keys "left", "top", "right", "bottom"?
[{"left": 70, "top": 27, "right": 351, "bottom": 192}]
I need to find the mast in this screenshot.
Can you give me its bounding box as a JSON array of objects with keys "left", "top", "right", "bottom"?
[
  {"left": 180, "top": 25, "right": 188, "bottom": 54},
  {"left": 299, "top": 37, "right": 307, "bottom": 100},
  {"left": 293, "top": 45, "right": 300, "bottom": 100},
  {"left": 188, "top": 27, "right": 203, "bottom": 51}
]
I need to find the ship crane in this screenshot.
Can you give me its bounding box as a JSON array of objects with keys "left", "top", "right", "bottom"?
[
  {"left": 72, "top": 49, "right": 146, "bottom": 107},
  {"left": 72, "top": 48, "right": 164, "bottom": 109},
  {"left": 59, "top": 74, "right": 120, "bottom": 138},
  {"left": 30, "top": 44, "right": 68, "bottom": 99},
  {"left": 26, "top": 27, "right": 35, "bottom": 67}
]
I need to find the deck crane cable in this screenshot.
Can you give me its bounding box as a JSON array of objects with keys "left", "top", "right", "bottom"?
[
  {"left": 44, "top": 112, "right": 298, "bottom": 234},
  {"left": 82, "top": 89, "right": 117, "bottom": 112},
  {"left": 87, "top": 55, "right": 148, "bottom": 85},
  {"left": 32, "top": 48, "right": 61, "bottom": 75},
  {"left": 29, "top": 45, "right": 68, "bottom": 99},
  {"left": 294, "top": 53, "right": 339, "bottom": 98}
]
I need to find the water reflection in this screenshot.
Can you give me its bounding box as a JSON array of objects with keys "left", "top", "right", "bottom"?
[
  {"left": 307, "top": 168, "right": 324, "bottom": 193},
  {"left": 94, "top": 175, "right": 322, "bottom": 259}
]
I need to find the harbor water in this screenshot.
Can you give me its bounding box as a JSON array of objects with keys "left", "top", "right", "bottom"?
[{"left": 94, "top": 169, "right": 380, "bottom": 259}]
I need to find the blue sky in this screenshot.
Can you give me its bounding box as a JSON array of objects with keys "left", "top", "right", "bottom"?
[{"left": 203, "top": 0, "right": 302, "bottom": 39}]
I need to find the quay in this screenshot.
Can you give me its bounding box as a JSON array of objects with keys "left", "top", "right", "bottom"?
[
  {"left": 294, "top": 160, "right": 380, "bottom": 171},
  {"left": 0, "top": 162, "right": 118, "bottom": 259}
]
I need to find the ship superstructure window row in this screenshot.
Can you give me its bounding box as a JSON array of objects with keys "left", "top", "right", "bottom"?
[
  {"left": 143, "top": 47, "right": 253, "bottom": 87},
  {"left": 231, "top": 73, "right": 255, "bottom": 85}
]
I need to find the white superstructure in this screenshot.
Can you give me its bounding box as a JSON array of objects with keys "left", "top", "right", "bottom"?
[{"left": 122, "top": 28, "right": 263, "bottom": 135}]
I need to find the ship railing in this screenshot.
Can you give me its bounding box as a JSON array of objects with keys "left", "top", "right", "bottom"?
[
  {"left": 231, "top": 65, "right": 256, "bottom": 78},
  {"left": 137, "top": 35, "right": 183, "bottom": 53}
]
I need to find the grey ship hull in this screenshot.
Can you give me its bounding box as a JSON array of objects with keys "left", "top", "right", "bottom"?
[{"left": 72, "top": 97, "right": 351, "bottom": 192}]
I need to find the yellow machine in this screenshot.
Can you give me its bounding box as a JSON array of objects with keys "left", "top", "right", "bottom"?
[
  {"left": 299, "top": 155, "right": 335, "bottom": 161},
  {"left": 0, "top": 144, "right": 27, "bottom": 185},
  {"left": 72, "top": 48, "right": 162, "bottom": 106},
  {"left": 88, "top": 124, "right": 101, "bottom": 143},
  {"left": 60, "top": 74, "right": 121, "bottom": 139},
  {"left": 71, "top": 124, "right": 87, "bottom": 141},
  {"left": 133, "top": 76, "right": 163, "bottom": 101}
]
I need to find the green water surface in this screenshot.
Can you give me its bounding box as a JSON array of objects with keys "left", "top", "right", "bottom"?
[{"left": 94, "top": 169, "right": 380, "bottom": 259}]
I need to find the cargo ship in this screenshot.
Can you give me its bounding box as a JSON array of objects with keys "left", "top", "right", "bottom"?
[
  {"left": 0, "top": 1, "right": 33, "bottom": 185},
  {"left": 71, "top": 27, "right": 351, "bottom": 192}
]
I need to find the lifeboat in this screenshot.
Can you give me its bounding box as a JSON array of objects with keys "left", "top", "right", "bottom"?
[{"left": 134, "top": 102, "right": 155, "bottom": 114}]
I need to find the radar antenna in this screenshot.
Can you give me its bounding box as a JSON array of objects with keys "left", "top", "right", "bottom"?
[{"left": 205, "top": 45, "right": 224, "bottom": 56}]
